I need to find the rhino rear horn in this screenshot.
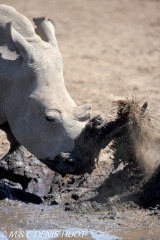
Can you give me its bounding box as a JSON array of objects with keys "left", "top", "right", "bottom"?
[
  {"left": 6, "top": 22, "right": 35, "bottom": 59},
  {"left": 33, "top": 17, "right": 58, "bottom": 48},
  {"left": 75, "top": 104, "right": 92, "bottom": 122}
]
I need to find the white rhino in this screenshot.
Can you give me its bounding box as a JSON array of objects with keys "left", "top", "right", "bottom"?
[{"left": 0, "top": 5, "right": 91, "bottom": 162}]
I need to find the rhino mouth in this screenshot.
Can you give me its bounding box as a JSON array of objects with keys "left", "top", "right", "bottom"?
[
  {"left": 41, "top": 116, "right": 125, "bottom": 175},
  {"left": 40, "top": 144, "right": 95, "bottom": 175}
]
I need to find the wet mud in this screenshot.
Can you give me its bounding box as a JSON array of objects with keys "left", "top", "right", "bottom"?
[{"left": 0, "top": 199, "right": 160, "bottom": 240}]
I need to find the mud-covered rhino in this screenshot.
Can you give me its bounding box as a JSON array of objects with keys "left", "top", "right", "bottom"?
[{"left": 0, "top": 5, "right": 123, "bottom": 175}]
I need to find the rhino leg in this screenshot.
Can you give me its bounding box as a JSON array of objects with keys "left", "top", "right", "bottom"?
[{"left": 0, "top": 122, "right": 27, "bottom": 163}]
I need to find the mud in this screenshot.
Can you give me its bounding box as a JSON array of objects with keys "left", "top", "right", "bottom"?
[{"left": 0, "top": 199, "right": 160, "bottom": 240}]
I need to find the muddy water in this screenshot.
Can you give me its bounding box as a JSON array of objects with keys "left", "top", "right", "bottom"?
[
  {"left": 0, "top": 201, "right": 120, "bottom": 240},
  {"left": 0, "top": 229, "right": 119, "bottom": 240},
  {"left": 0, "top": 200, "right": 160, "bottom": 240},
  {"left": 1, "top": 226, "right": 160, "bottom": 240},
  {"left": 116, "top": 227, "right": 160, "bottom": 240}
]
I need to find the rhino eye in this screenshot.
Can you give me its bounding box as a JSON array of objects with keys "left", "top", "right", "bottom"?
[{"left": 45, "top": 116, "right": 55, "bottom": 122}]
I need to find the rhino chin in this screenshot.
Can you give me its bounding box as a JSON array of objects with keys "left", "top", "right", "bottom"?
[
  {"left": 40, "top": 148, "right": 95, "bottom": 175},
  {"left": 53, "top": 149, "right": 95, "bottom": 175}
]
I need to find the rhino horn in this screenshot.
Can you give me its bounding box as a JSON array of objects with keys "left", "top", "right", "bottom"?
[
  {"left": 33, "top": 17, "right": 58, "bottom": 48},
  {"left": 6, "top": 22, "right": 34, "bottom": 59},
  {"left": 75, "top": 104, "right": 92, "bottom": 122}
]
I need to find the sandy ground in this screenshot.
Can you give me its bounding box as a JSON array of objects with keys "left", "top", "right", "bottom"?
[{"left": 0, "top": 0, "right": 160, "bottom": 159}]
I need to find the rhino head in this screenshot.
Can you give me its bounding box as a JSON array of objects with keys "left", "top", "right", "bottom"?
[
  {"left": 5, "top": 18, "right": 91, "bottom": 161},
  {"left": 2, "top": 10, "right": 124, "bottom": 176}
]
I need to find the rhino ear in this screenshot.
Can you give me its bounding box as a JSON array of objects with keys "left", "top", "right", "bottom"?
[
  {"left": 7, "top": 22, "right": 34, "bottom": 59},
  {"left": 33, "top": 17, "right": 58, "bottom": 48},
  {"left": 75, "top": 104, "right": 92, "bottom": 122}
]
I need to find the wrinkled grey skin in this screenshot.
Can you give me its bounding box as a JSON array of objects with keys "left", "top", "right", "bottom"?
[{"left": 0, "top": 5, "right": 91, "bottom": 161}]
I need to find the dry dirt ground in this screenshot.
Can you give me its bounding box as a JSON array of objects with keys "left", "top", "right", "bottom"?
[{"left": 0, "top": 0, "right": 159, "bottom": 158}]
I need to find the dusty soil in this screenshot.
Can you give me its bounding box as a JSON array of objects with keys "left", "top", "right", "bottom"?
[{"left": 0, "top": 0, "right": 160, "bottom": 239}]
